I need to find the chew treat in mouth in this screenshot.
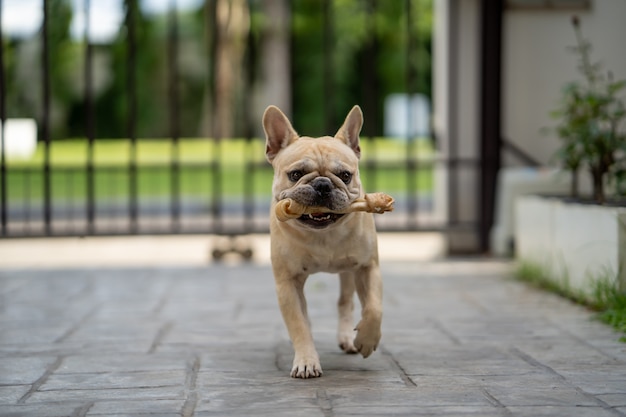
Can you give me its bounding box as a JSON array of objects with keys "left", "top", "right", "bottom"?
[{"left": 275, "top": 192, "right": 394, "bottom": 222}]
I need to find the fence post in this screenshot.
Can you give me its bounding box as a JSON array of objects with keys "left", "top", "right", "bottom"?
[
  {"left": 84, "top": 0, "right": 96, "bottom": 235},
  {"left": 0, "top": 0, "right": 6, "bottom": 235},
  {"left": 168, "top": 0, "right": 181, "bottom": 232},
  {"left": 42, "top": 0, "right": 52, "bottom": 235},
  {"left": 243, "top": 0, "right": 256, "bottom": 233},
  {"left": 126, "top": 0, "right": 138, "bottom": 233},
  {"left": 207, "top": 0, "right": 222, "bottom": 234}
]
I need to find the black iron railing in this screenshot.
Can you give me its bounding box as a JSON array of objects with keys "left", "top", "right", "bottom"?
[{"left": 0, "top": 0, "right": 485, "bottom": 241}]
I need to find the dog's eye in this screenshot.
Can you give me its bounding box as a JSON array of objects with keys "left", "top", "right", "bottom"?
[
  {"left": 338, "top": 171, "right": 352, "bottom": 184},
  {"left": 288, "top": 170, "right": 304, "bottom": 182}
]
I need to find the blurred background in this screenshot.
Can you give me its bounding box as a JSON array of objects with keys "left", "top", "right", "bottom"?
[
  {"left": 0, "top": 0, "right": 437, "bottom": 243},
  {"left": 1, "top": 0, "right": 432, "bottom": 140},
  {"left": 1, "top": 0, "right": 625, "bottom": 257}
]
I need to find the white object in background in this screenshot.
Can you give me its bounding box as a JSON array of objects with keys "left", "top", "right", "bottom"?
[
  {"left": 490, "top": 167, "right": 591, "bottom": 256},
  {"left": 516, "top": 195, "right": 626, "bottom": 295},
  {"left": 0, "top": 118, "right": 37, "bottom": 159},
  {"left": 384, "top": 93, "right": 431, "bottom": 138}
]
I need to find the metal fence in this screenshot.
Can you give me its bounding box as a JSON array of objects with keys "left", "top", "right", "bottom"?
[{"left": 0, "top": 0, "right": 487, "bottom": 245}]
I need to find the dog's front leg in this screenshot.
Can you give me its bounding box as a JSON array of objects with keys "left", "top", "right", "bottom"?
[
  {"left": 274, "top": 272, "right": 322, "bottom": 378},
  {"left": 353, "top": 262, "right": 383, "bottom": 358}
]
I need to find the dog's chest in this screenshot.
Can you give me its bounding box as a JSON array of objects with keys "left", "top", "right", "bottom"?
[{"left": 300, "top": 251, "right": 363, "bottom": 274}]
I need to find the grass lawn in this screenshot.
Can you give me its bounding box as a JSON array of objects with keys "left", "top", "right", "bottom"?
[{"left": 4, "top": 137, "right": 435, "bottom": 202}]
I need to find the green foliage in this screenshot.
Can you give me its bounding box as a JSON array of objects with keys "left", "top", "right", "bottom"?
[
  {"left": 4, "top": 0, "right": 78, "bottom": 138},
  {"left": 551, "top": 17, "right": 626, "bottom": 203},
  {"left": 515, "top": 260, "right": 586, "bottom": 305},
  {"left": 4, "top": 1, "right": 432, "bottom": 141},
  {"left": 289, "top": 0, "right": 432, "bottom": 136}
]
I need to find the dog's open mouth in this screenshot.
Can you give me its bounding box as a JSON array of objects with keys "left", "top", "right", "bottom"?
[{"left": 297, "top": 212, "right": 345, "bottom": 228}]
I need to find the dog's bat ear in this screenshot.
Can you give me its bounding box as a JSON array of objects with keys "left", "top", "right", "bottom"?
[
  {"left": 263, "top": 105, "right": 299, "bottom": 163},
  {"left": 335, "top": 105, "right": 363, "bottom": 159}
]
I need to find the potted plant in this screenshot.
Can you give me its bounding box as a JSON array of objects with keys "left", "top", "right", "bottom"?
[
  {"left": 551, "top": 16, "right": 626, "bottom": 203},
  {"left": 515, "top": 17, "right": 626, "bottom": 298}
]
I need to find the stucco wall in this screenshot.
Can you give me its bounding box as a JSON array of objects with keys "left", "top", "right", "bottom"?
[{"left": 502, "top": 0, "right": 626, "bottom": 166}]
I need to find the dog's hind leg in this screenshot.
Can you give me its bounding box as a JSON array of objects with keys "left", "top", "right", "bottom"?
[{"left": 338, "top": 272, "right": 358, "bottom": 353}]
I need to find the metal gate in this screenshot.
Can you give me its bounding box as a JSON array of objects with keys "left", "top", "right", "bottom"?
[{"left": 0, "top": 0, "right": 485, "bottom": 244}]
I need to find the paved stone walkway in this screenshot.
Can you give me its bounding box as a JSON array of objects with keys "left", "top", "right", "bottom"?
[{"left": 1, "top": 259, "right": 625, "bottom": 416}]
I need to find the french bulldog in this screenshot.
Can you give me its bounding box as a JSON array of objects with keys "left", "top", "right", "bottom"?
[{"left": 263, "top": 105, "right": 383, "bottom": 378}]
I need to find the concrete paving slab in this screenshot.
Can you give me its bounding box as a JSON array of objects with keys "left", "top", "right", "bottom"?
[{"left": 0, "top": 256, "right": 625, "bottom": 416}]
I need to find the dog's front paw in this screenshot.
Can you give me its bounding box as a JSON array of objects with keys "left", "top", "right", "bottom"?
[
  {"left": 291, "top": 354, "right": 323, "bottom": 378},
  {"left": 353, "top": 320, "right": 381, "bottom": 358}
]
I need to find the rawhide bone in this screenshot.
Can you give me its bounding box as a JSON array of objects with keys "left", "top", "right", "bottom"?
[{"left": 275, "top": 192, "right": 394, "bottom": 222}]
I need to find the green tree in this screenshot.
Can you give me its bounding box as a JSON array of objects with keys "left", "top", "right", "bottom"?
[
  {"left": 5, "top": 0, "right": 79, "bottom": 140},
  {"left": 291, "top": 0, "right": 432, "bottom": 137}
]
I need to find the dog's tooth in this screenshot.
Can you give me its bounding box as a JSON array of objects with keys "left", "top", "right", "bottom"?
[{"left": 306, "top": 212, "right": 333, "bottom": 222}]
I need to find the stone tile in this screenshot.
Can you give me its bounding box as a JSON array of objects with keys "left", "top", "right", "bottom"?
[
  {"left": 197, "top": 346, "right": 282, "bottom": 373},
  {"left": 57, "top": 353, "right": 187, "bottom": 374},
  {"left": 87, "top": 399, "right": 184, "bottom": 415},
  {"left": 479, "top": 374, "right": 599, "bottom": 407},
  {"left": 556, "top": 365, "right": 626, "bottom": 395},
  {"left": 328, "top": 385, "right": 492, "bottom": 408},
  {"left": 162, "top": 323, "right": 280, "bottom": 349},
  {"left": 390, "top": 345, "right": 536, "bottom": 377},
  {"left": 41, "top": 370, "right": 186, "bottom": 391},
  {"left": 0, "top": 357, "right": 56, "bottom": 384},
  {"left": 439, "top": 317, "right": 567, "bottom": 344},
  {"left": 0, "top": 385, "right": 30, "bottom": 403},
  {"left": 0, "top": 402, "right": 88, "bottom": 417},
  {"left": 331, "top": 405, "right": 505, "bottom": 416},
  {"left": 0, "top": 323, "right": 70, "bottom": 345},
  {"left": 506, "top": 406, "right": 620, "bottom": 417},
  {"left": 194, "top": 385, "right": 324, "bottom": 412},
  {"left": 63, "top": 319, "right": 164, "bottom": 345},
  {"left": 194, "top": 408, "right": 326, "bottom": 417},
  {"left": 380, "top": 322, "right": 463, "bottom": 349},
  {"left": 514, "top": 337, "right": 625, "bottom": 367},
  {"left": 27, "top": 386, "right": 185, "bottom": 403},
  {"left": 596, "top": 393, "right": 626, "bottom": 407}
]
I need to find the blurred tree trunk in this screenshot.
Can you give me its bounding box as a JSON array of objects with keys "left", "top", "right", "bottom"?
[
  {"left": 200, "top": 0, "right": 249, "bottom": 139},
  {"left": 257, "top": 0, "right": 291, "bottom": 122}
]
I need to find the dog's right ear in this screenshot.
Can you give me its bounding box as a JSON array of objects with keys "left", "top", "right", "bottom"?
[{"left": 263, "top": 106, "right": 299, "bottom": 163}]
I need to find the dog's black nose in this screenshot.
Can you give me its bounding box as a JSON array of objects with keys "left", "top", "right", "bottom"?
[{"left": 311, "top": 177, "right": 333, "bottom": 197}]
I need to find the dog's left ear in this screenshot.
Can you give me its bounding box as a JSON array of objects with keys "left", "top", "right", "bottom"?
[{"left": 335, "top": 105, "right": 363, "bottom": 159}]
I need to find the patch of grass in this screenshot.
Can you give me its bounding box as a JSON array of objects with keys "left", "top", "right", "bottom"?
[
  {"left": 515, "top": 260, "right": 626, "bottom": 342},
  {"left": 590, "top": 272, "right": 626, "bottom": 342},
  {"left": 4, "top": 137, "right": 435, "bottom": 202}
]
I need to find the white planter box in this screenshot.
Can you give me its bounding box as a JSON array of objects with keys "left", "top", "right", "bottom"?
[
  {"left": 490, "top": 167, "right": 589, "bottom": 256},
  {"left": 515, "top": 195, "right": 626, "bottom": 295}
]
